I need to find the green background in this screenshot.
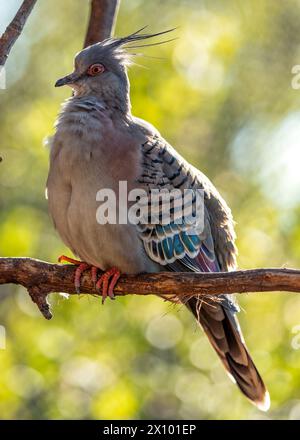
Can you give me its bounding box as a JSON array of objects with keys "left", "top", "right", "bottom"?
[{"left": 1, "top": 0, "right": 300, "bottom": 420}]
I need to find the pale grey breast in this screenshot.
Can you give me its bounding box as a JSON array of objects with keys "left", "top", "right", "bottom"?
[{"left": 47, "top": 97, "right": 159, "bottom": 273}]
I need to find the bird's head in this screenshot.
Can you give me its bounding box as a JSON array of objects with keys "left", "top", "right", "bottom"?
[{"left": 55, "top": 28, "right": 175, "bottom": 113}]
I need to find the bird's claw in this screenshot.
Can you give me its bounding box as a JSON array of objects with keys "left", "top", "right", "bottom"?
[
  {"left": 58, "top": 256, "right": 120, "bottom": 300},
  {"left": 58, "top": 255, "right": 99, "bottom": 294},
  {"left": 74, "top": 263, "right": 89, "bottom": 294},
  {"left": 96, "top": 267, "right": 120, "bottom": 304},
  {"left": 91, "top": 266, "right": 98, "bottom": 289}
]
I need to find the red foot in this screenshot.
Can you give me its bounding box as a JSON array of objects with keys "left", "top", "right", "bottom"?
[
  {"left": 96, "top": 267, "right": 120, "bottom": 304},
  {"left": 58, "top": 256, "right": 121, "bottom": 300},
  {"left": 58, "top": 255, "right": 98, "bottom": 294}
]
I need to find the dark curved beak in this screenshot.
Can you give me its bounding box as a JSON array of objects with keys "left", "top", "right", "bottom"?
[{"left": 55, "top": 73, "right": 79, "bottom": 87}]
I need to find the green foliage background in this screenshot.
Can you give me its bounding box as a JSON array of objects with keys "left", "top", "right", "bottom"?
[{"left": 1, "top": 0, "right": 300, "bottom": 420}]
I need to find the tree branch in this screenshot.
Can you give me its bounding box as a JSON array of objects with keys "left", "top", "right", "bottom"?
[
  {"left": 0, "top": 0, "right": 37, "bottom": 66},
  {"left": 84, "top": 0, "right": 120, "bottom": 48},
  {"left": 1, "top": 257, "right": 300, "bottom": 320}
]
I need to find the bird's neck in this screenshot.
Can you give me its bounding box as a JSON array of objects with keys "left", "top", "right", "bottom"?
[
  {"left": 102, "top": 93, "right": 131, "bottom": 117},
  {"left": 74, "top": 86, "right": 131, "bottom": 118}
]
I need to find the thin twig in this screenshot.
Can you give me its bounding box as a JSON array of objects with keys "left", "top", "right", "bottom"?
[
  {"left": 0, "top": 0, "right": 37, "bottom": 66},
  {"left": 1, "top": 257, "right": 300, "bottom": 319}
]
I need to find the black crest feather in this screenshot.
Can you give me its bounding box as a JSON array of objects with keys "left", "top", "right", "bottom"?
[{"left": 97, "top": 27, "right": 177, "bottom": 64}]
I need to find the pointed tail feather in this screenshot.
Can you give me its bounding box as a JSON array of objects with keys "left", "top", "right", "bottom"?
[{"left": 186, "top": 297, "right": 270, "bottom": 411}]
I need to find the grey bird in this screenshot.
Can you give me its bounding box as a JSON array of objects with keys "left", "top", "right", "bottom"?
[{"left": 47, "top": 29, "right": 270, "bottom": 410}]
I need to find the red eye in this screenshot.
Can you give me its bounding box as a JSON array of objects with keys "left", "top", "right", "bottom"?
[{"left": 87, "top": 63, "right": 105, "bottom": 76}]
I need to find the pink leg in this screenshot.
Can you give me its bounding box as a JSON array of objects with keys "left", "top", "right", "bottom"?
[
  {"left": 58, "top": 255, "right": 99, "bottom": 294},
  {"left": 74, "top": 263, "right": 89, "bottom": 293},
  {"left": 96, "top": 267, "right": 121, "bottom": 304}
]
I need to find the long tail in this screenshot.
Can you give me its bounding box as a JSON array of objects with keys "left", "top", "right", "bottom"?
[{"left": 186, "top": 297, "right": 270, "bottom": 411}]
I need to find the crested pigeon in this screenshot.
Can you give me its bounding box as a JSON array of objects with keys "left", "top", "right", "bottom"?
[{"left": 46, "top": 29, "right": 270, "bottom": 410}]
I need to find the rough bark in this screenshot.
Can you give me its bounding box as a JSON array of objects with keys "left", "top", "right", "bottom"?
[
  {"left": 84, "top": 0, "right": 120, "bottom": 47},
  {"left": 1, "top": 257, "right": 300, "bottom": 319}
]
